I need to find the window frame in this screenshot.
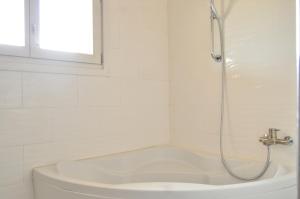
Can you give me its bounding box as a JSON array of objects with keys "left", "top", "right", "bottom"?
[{"left": 0, "top": 0, "right": 103, "bottom": 65}]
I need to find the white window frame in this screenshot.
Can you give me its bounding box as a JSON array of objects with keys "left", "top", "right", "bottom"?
[{"left": 0, "top": 0, "right": 103, "bottom": 67}]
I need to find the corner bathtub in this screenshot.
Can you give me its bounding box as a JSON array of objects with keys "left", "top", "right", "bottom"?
[{"left": 33, "top": 146, "right": 297, "bottom": 199}]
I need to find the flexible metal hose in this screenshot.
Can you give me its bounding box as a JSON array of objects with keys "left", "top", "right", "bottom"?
[{"left": 211, "top": 0, "right": 271, "bottom": 181}]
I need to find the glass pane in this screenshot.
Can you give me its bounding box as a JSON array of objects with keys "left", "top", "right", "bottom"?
[
  {"left": 39, "top": 0, "right": 93, "bottom": 54},
  {"left": 0, "top": 0, "right": 25, "bottom": 46}
]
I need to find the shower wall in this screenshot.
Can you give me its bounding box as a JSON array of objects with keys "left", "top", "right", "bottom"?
[
  {"left": 0, "top": 0, "right": 297, "bottom": 199},
  {"left": 0, "top": 1, "right": 169, "bottom": 199},
  {"left": 169, "top": 0, "right": 297, "bottom": 163}
]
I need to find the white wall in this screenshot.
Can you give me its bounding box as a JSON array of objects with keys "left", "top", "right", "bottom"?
[
  {"left": 169, "top": 0, "right": 297, "bottom": 164},
  {"left": 0, "top": 0, "right": 297, "bottom": 198},
  {"left": 0, "top": 0, "right": 169, "bottom": 199}
]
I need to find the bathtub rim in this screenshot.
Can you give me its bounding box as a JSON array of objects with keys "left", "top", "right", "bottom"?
[{"left": 33, "top": 145, "right": 297, "bottom": 193}]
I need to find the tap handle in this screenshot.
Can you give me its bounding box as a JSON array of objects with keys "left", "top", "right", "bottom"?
[
  {"left": 269, "top": 128, "right": 280, "bottom": 139},
  {"left": 269, "top": 128, "right": 280, "bottom": 132}
]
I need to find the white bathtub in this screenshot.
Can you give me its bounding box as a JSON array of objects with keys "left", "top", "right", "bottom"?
[{"left": 33, "top": 146, "right": 296, "bottom": 199}]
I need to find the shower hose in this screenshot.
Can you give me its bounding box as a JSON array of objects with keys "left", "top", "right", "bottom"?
[{"left": 211, "top": 0, "right": 271, "bottom": 181}]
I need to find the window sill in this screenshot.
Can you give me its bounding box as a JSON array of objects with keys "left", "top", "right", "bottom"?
[{"left": 0, "top": 55, "right": 108, "bottom": 76}]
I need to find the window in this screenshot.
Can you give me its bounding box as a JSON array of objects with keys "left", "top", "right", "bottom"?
[
  {"left": 0, "top": 0, "right": 25, "bottom": 47},
  {"left": 0, "top": 0, "right": 29, "bottom": 56},
  {"left": 0, "top": 0, "right": 102, "bottom": 64}
]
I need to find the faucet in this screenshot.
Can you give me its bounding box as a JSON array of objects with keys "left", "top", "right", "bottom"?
[{"left": 259, "top": 128, "right": 293, "bottom": 146}]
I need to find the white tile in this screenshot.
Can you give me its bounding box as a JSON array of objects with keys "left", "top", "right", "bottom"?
[
  {"left": 0, "top": 147, "right": 23, "bottom": 186},
  {"left": 121, "top": 79, "right": 169, "bottom": 106},
  {"left": 0, "top": 71, "right": 22, "bottom": 108},
  {"left": 0, "top": 147, "right": 23, "bottom": 166},
  {"left": 139, "top": 0, "right": 168, "bottom": 81},
  {"left": 109, "top": 0, "right": 168, "bottom": 79},
  {"left": 78, "top": 76, "right": 121, "bottom": 107},
  {"left": 0, "top": 109, "right": 52, "bottom": 147},
  {"left": 135, "top": 105, "right": 170, "bottom": 144},
  {"left": 100, "top": 105, "right": 169, "bottom": 146},
  {"left": 48, "top": 108, "right": 107, "bottom": 142},
  {"left": 0, "top": 182, "right": 33, "bottom": 199},
  {"left": 23, "top": 73, "right": 78, "bottom": 107}
]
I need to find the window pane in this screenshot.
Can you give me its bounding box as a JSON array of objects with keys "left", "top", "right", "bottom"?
[
  {"left": 39, "top": 0, "right": 93, "bottom": 54},
  {"left": 0, "top": 0, "right": 25, "bottom": 46}
]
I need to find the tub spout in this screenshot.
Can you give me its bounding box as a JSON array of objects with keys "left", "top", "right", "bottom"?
[{"left": 274, "top": 136, "right": 293, "bottom": 145}]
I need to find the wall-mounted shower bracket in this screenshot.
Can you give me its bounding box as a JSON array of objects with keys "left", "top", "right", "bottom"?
[
  {"left": 211, "top": 53, "right": 222, "bottom": 62},
  {"left": 210, "top": 1, "right": 223, "bottom": 63}
]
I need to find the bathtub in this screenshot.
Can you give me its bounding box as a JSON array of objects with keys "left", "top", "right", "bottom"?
[{"left": 33, "top": 146, "right": 296, "bottom": 199}]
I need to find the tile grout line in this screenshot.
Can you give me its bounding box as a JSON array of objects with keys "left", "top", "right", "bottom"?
[
  {"left": 22, "top": 145, "right": 25, "bottom": 184},
  {"left": 21, "top": 72, "right": 24, "bottom": 109},
  {"left": 76, "top": 75, "right": 80, "bottom": 108}
]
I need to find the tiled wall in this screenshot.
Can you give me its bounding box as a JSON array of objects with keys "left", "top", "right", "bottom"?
[
  {"left": 169, "top": 0, "right": 297, "bottom": 164},
  {"left": 0, "top": 0, "right": 169, "bottom": 198},
  {"left": 0, "top": 0, "right": 297, "bottom": 198}
]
